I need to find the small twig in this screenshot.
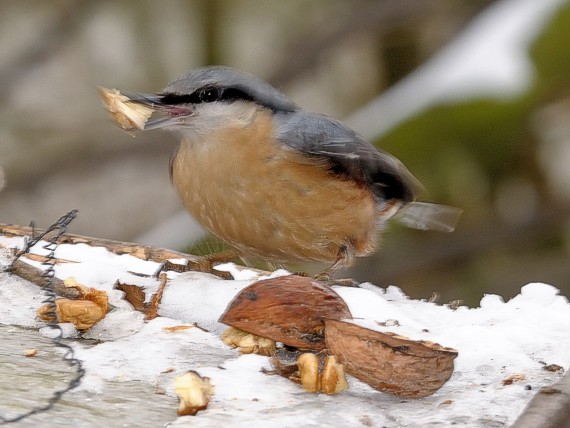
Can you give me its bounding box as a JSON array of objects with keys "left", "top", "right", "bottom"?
[
  {"left": 10, "top": 259, "right": 79, "bottom": 299},
  {"left": 146, "top": 272, "right": 168, "bottom": 321}
]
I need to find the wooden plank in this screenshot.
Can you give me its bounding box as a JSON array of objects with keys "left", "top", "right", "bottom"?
[
  {"left": 511, "top": 369, "right": 570, "bottom": 428},
  {"left": 0, "top": 223, "right": 232, "bottom": 279}
]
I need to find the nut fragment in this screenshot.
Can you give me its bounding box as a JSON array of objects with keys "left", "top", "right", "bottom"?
[
  {"left": 98, "top": 86, "right": 153, "bottom": 131},
  {"left": 220, "top": 275, "right": 352, "bottom": 350},
  {"left": 174, "top": 371, "right": 214, "bottom": 416},
  {"left": 297, "top": 353, "right": 320, "bottom": 393},
  {"left": 221, "top": 327, "right": 276, "bottom": 356},
  {"left": 325, "top": 319, "right": 457, "bottom": 398},
  {"left": 320, "top": 355, "right": 349, "bottom": 395},
  {"left": 542, "top": 364, "right": 563, "bottom": 373},
  {"left": 37, "top": 277, "right": 108, "bottom": 331},
  {"left": 23, "top": 349, "right": 37, "bottom": 357},
  {"left": 296, "top": 353, "right": 348, "bottom": 395},
  {"left": 501, "top": 373, "right": 526, "bottom": 386},
  {"left": 37, "top": 300, "right": 105, "bottom": 330}
]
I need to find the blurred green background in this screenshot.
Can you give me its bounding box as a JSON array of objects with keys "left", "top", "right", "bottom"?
[{"left": 1, "top": 0, "right": 569, "bottom": 306}]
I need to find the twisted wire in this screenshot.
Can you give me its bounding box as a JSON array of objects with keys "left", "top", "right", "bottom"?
[{"left": 1, "top": 210, "right": 86, "bottom": 424}]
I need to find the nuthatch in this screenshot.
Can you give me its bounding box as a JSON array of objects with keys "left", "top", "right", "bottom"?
[{"left": 111, "top": 66, "right": 460, "bottom": 272}]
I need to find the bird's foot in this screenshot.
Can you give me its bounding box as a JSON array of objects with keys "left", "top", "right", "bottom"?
[{"left": 312, "top": 270, "right": 360, "bottom": 287}]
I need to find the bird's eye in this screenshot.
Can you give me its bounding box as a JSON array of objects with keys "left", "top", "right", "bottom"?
[{"left": 199, "top": 87, "right": 220, "bottom": 103}]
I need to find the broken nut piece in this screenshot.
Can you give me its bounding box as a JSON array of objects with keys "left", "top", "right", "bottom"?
[
  {"left": 297, "top": 353, "right": 320, "bottom": 393},
  {"left": 37, "top": 277, "right": 108, "bottom": 331},
  {"left": 23, "top": 349, "right": 38, "bottom": 357},
  {"left": 98, "top": 86, "right": 153, "bottom": 131},
  {"left": 174, "top": 371, "right": 214, "bottom": 416},
  {"left": 320, "top": 355, "right": 349, "bottom": 395},
  {"left": 501, "top": 373, "right": 526, "bottom": 386},
  {"left": 296, "top": 353, "right": 348, "bottom": 395},
  {"left": 221, "top": 327, "right": 276, "bottom": 356}
]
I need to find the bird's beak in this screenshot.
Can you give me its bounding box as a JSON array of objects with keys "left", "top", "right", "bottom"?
[{"left": 122, "top": 92, "right": 195, "bottom": 130}]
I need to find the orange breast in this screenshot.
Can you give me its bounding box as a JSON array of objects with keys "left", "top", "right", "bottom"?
[{"left": 170, "top": 110, "right": 378, "bottom": 265}]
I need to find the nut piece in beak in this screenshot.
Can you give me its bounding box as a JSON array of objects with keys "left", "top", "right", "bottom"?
[{"left": 98, "top": 86, "right": 154, "bottom": 131}]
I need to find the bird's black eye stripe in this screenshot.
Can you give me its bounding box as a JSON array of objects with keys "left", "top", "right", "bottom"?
[
  {"left": 160, "top": 93, "right": 197, "bottom": 104},
  {"left": 160, "top": 87, "right": 254, "bottom": 105},
  {"left": 219, "top": 87, "right": 254, "bottom": 102}
]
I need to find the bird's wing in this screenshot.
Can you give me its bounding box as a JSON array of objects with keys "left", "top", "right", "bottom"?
[
  {"left": 274, "top": 111, "right": 421, "bottom": 203},
  {"left": 393, "top": 202, "right": 463, "bottom": 232}
]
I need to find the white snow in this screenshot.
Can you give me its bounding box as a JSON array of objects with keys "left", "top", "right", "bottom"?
[{"left": 1, "top": 236, "right": 569, "bottom": 427}]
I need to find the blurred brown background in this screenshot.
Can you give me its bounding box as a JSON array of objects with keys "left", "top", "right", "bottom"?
[{"left": 1, "top": 0, "right": 569, "bottom": 306}]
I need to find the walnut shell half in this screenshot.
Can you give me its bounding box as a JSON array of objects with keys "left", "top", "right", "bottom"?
[
  {"left": 325, "top": 319, "right": 457, "bottom": 398},
  {"left": 220, "top": 275, "right": 352, "bottom": 350}
]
